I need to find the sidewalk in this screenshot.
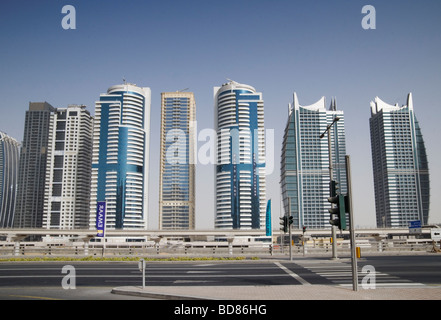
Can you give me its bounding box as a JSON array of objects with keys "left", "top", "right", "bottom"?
[{"left": 112, "top": 284, "right": 441, "bottom": 300}]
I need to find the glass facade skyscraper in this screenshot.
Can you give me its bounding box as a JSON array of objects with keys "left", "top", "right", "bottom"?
[
  {"left": 43, "top": 105, "right": 93, "bottom": 230},
  {"left": 0, "top": 132, "right": 20, "bottom": 228},
  {"left": 159, "top": 92, "right": 196, "bottom": 230},
  {"left": 280, "top": 93, "right": 346, "bottom": 229},
  {"left": 369, "top": 93, "right": 430, "bottom": 228},
  {"left": 214, "top": 80, "right": 266, "bottom": 230},
  {"left": 14, "top": 102, "right": 56, "bottom": 228},
  {"left": 89, "top": 84, "right": 151, "bottom": 230}
]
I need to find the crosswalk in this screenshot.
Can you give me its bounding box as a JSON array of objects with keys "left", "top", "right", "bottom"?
[{"left": 294, "top": 259, "right": 426, "bottom": 288}]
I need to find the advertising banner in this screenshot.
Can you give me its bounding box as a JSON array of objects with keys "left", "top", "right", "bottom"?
[
  {"left": 96, "top": 201, "right": 106, "bottom": 237},
  {"left": 266, "top": 199, "right": 272, "bottom": 236}
]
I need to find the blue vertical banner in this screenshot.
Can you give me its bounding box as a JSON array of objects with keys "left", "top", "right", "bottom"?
[
  {"left": 266, "top": 199, "right": 272, "bottom": 236},
  {"left": 96, "top": 201, "right": 106, "bottom": 237}
]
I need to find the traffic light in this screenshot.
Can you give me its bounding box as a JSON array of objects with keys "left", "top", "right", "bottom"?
[
  {"left": 302, "top": 226, "right": 306, "bottom": 233},
  {"left": 328, "top": 193, "right": 347, "bottom": 230},
  {"left": 328, "top": 180, "right": 347, "bottom": 230},
  {"left": 288, "top": 216, "right": 294, "bottom": 226},
  {"left": 330, "top": 180, "right": 338, "bottom": 198},
  {"left": 280, "top": 216, "right": 288, "bottom": 233}
]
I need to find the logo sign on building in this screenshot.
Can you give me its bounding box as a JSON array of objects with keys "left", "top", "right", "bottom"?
[{"left": 96, "top": 201, "right": 106, "bottom": 237}]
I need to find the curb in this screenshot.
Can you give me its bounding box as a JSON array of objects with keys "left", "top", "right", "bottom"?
[{"left": 111, "top": 287, "right": 214, "bottom": 300}]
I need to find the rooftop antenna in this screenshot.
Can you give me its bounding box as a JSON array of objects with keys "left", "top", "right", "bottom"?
[
  {"left": 123, "top": 77, "right": 127, "bottom": 85},
  {"left": 177, "top": 88, "right": 189, "bottom": 92}
]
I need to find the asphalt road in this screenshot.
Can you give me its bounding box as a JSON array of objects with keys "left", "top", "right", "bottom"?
[
  {"left": 359, "top": 255, "right": 441, "bottom": 285},
  {"left": 0, "top": 254, "right": 440, "bottom": 299}
]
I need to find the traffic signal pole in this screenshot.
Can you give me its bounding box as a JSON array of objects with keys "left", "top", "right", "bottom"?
[
  {"left": 321, "top": 117, "right": 340, "bottom": 259},
  {"left": 345, "top": 155, "right": 358, "bottom": 291}
]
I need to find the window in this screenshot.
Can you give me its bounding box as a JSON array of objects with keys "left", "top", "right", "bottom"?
[
  {"left": 56, "top": 121, "right": 66, "bottom": 130},
  {"left": 52, "top": 184, "right": 62, "bottom": 196},
  {"left": 54, "top": 156, "right": 64, "bottom": 168},
  {"left": 55, "top": 142, "right": 65, "bottom": 151},
  {"left": 53, "top": 169, "right": 63, "bottom": 182},
  {"left": 56, "top": 131, "right": 65, "bottom": 141}
]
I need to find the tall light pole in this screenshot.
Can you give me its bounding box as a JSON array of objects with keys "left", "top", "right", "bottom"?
[
  {"left": 320, "top": 116, "right": 340, "bottom": 259},
  {"left": 288, "top": 197, "right": 292, "bottom": 261}
]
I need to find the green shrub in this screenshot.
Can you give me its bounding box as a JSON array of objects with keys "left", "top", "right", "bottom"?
[{"left": 0, "top": 256, "right": 258, "bottom": 262}]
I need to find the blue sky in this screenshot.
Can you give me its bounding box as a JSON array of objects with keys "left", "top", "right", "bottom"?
[{"left": 1, "top": 0, "right": 440, "bottom": 229}]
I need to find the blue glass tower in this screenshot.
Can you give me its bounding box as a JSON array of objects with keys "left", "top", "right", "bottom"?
[
  {"left": 214, "top": 80, "right": 266, "bottom": 230},
  {"left": 90, "top": 84, "right": 151, "bottom": 230},
  {"left": 281, "top": 93, "right": 347, "bottom": 229}
]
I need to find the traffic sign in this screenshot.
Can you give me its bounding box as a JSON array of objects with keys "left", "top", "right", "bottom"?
[{"left": 409, "top": 220, "right": 422, "bottom": 234}]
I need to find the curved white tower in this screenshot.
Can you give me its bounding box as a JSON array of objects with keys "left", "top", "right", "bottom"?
[
  {"left": 0, "top": 132, "right": 20, "bottom": 228},
  {"left": 90, "top": 83, "right": 151, "bottom": 230},
  {"left": 214, "top": 80, "right": 266, "bottom": 230}
]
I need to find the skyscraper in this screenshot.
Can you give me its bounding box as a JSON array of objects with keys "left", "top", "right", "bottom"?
[
  {"left": 89, "top": 83, "right": 151, "bottom": 230},
  {"left": 0, "top": 132, "right": 20, "bottom": 228},
  {"left": 43, "top": 105, "right": 93, "bottom": 230},
  {"left": 214, "top": 80, "right": 266, "bottom": 230},
  {"left": 280, "top": 93, "right": 347, "bottom": 229},
  {"left": 14, "top": 102, "right": 56, "bottom": 228},
  {"left": 159, "top": 92, "right": 196, "bottom": 230},
  {"left": 369, "top": 93, "right": 430, "bottom": 228}
]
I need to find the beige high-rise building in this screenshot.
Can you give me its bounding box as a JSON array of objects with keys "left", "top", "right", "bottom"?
[
  {"left": 43, "top": 105, "right": 93, "bottom": 230},
  {"left": 159, "top": 91, "right": 196, "bottom": 230}
]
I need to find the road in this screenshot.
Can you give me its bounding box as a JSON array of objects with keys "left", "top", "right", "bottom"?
[{"left": 0, "top": 254, "right": 440, "bottom": 299}]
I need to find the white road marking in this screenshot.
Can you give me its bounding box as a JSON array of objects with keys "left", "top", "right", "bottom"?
[{"left": 274, "top": 262, "right": 311, "bottom": 286}]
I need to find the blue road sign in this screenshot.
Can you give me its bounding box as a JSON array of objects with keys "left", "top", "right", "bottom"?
[{"left": 409, "top": 220, "right": 422, "bottom": 229}]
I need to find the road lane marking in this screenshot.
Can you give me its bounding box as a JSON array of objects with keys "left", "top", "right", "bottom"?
[
  {"left": 8, "top": 294, "right": 62, "bottom": 300},
  {"left": 274, "top": 262, "right": 311, "bottom": 286},
  {"left": 187, "top": 271, "right": 222, "bottom": 274}
]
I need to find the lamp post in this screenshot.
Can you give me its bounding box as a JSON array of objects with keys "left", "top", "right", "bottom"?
[
  {"left": 288, "top": 197, "right": 292, "bottom": 261},
  {"left": 320, "top": 116, "right": 340, "bottom": 260}
]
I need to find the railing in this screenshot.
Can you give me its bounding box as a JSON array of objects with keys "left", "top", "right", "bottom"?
[{"left": 0, "top": 239, "right": 437, "bottom": 258}]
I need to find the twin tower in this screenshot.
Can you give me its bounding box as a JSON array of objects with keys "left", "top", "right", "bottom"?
[{"left": 92, "top": 81, "right": 267, "bottom": 231}]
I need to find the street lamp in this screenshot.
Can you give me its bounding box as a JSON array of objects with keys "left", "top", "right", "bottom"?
[
  {"left": 320, "top": 116, "right": 340, "bottom": 259},
  {"left": 320, "top": 117, "right": 340, "bottom": 139}
]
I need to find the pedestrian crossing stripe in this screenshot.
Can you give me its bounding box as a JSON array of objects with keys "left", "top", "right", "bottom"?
[{"left": 294, "top": 260, "right": 426, "bottom": 288}]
